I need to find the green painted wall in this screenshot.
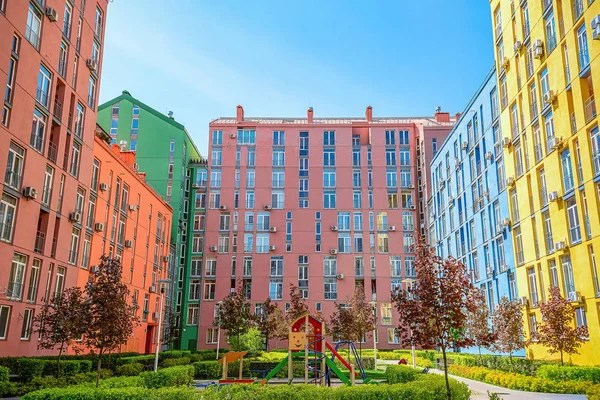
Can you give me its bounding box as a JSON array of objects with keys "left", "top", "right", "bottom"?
[{"left": 97, "top": 91, "right": 202, "bottom": 349}]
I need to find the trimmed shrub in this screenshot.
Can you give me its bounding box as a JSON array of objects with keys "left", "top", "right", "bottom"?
[
  {"left": 139, "top": 365, "right": 194, "bottom": 388},
  {"left": 19, "top": 359, "right": 47, "bottom": 380},
  {"left": 118, "top": 355, "right": 155, "bottom": 365},
  {"left": 161, "top": 356, "right": 191, "bottom": 367},
  {"left": 22, "top": 386, "right": 197, "bottom": 400},
  {"left": 116, "top": 362, "right": 144, "bottom": 376},
  {"left": 0, "top": 365, "right": 8, "bottom": 382},
  {"left": 159, "top": 350, "right": 192, "bottom": 361},
  {"left": 449, "top": 364, "right": 589, "bottom": 394},
  {"left": 587, "top": 384, "right": 600, "bottom": 400},
  {"left": 193, "top": 361, "right": 222, "bottom": 379},
  {"left": 43, "top": 360, "right": 87, "bottom": 377},
  {"left": 537, "top": 365, "right": 600, "bottom": 384},
  {"left": 386, "top": 365, "right": 419, "bottom": 384}
]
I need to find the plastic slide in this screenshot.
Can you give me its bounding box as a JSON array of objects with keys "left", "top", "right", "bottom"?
[
  {"left": 325, "top": 342, "right": 359, "bottom": 377},
  {"left": 256, "top": 355, "right": 289, "bottom": 384}
]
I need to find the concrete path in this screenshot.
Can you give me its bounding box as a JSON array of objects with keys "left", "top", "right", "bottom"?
[{"left": 428, "top": 369, "right": 586, "bottom": 400}]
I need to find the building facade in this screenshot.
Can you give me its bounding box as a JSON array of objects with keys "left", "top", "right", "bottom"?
[
  {"left": 489, "top": 0, "right": 600, "bottom": 364},
  {"left": 0, "top": 0, "right": 108, "bottom": 355},
  {"left": 97, "top": 92, "right": 203, "bottom": 350},
  {"left": 86, "top": 128, "right": 173, "bottom": 354},
  {"left": 428, "top": 68, "right": 524, "bottom": 356},
  {"left": 199, "top": 106, "right": 455, "bottom": 349}
]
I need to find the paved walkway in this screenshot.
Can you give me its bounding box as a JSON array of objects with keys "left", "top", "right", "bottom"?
[{"left": 428, "top": 369, "right": 586, "bottom": 400}]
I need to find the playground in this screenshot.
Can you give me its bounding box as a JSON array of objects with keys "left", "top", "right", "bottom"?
[{"left": 199, "top": 312, "right": 376, "bottom": 388}]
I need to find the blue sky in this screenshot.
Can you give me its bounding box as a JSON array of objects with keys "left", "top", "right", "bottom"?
[{"left": 99, "top": 0, "right": 494, "bottom": 156}]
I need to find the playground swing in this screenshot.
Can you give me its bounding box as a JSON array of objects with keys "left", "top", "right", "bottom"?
[{"left": 256, "top": 312, "right": 368, "bottom": 386}]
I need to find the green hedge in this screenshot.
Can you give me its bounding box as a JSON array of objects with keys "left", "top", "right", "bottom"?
[
  {"left": 448, "top": 353, "right": 554, "bottom": 377},
  {"left": 386, "top": 365, "right": 419, "bottom": 384},
  {"left": 139, "top": 366, "right": 194, "bottom": 388},
  {"left": 115, "top": 363, "right": 144, "bottom": 376},
  {"left": 537, "top": 365, "right": 600, "bottom": 384},
  {"left": 22, "top": 386, "right": 197, "bottom": 400},
  {"left": 161, "top": 357, "right": 191, "bottom": 367},
  {"left": 42, "top": 360, "right": 92, "bottom": 377},
  {"left": 0, "top": 366, "right": 8, "bottom": 382},
  {"left": 118, "top": 355, "right": 155, "bottom": 365},
  {"left": 587, "top": 384, "right": 600, "bottom": 400},
  {"left": 201, "top": 377, "right": 470, "bottom": 399},
  {"left": 449, "top": 364, "right": 589, "bottom": 394},
  {"left": 0, "top": 353, "right": 141, "bottom": 374}
]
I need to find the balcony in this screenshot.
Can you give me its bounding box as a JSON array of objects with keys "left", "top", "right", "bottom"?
[
  {"left": 47, "top": 141, "right": 58, "bottom": 164},
  {"left": 36, "top": 88, "right": 49, "bottom": 109},
  {"left": 34, "top": 231, "right": 46, "bottom": 254},
  {"left": 585, "top": 95, "right": 597, "bottom": 124},
  {"left": 53, "top": 99, "right": 62, "bottom": 123},
  {"left": 25, "top": 25, "right": 40, "bottom": 50}
]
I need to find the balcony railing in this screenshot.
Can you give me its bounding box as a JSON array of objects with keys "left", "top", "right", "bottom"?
[
  {"left": 579, "top": 48, "right": 590, "bottom": 71},
  {"left": 63, "top": 152, "right": 69, "bottom": 171},
  {"left": 36, "top": 87, "right": 49, "bottom": 108},
  {"left": 585, "top": 94, "right": 597, "bottom": 124},
  {"left": 34, "top": 231, "right": 46, "bottom": 254},
  {"left": 53, "top": 99, "right": 62, "bottom": 122},
  {"left": 30, "top": 133, "right": 45, "bottom": 153},
  {"left": 25, "top": 25, "right": 40, "bottom": 50},
  {"left": 4, "top": 170, "right": 21, "bottom": 190}
]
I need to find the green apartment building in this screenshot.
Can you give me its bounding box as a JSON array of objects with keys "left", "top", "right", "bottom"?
[{"left": 97, "top": 91, "right": 206, "bottom": 350}]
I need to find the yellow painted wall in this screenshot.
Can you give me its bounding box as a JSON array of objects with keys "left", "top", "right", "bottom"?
[{"left": 489, "top": 0, "right": 600, "bottom": 365}]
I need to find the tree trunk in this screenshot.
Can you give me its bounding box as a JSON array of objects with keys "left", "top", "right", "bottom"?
[
  {"left": 441, "top": 346, "right": 452, "bottom": 400},
  {"left": 509, "top": 351, "right": 513, "bottom": 372},
  {"left": 477, "top": 346, "right": 482, "bottom": 365},
  {"left": 96, "top": 349, "right": 103, "bottom": 388},
  {"left": 560, "top": 350, "right": 564, "bottom": 366},
  {"left": 107, "top": 349, "right": 112, "bottom": 370},
  {"left": 265, "top": 333, "right": 270, "bottom": 352},
  {"left": 56, "top": 343, "right": 64, "bottom": 379}
]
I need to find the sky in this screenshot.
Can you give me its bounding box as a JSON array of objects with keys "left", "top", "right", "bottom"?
[{"left": 98, "top": 0, "right": 495, "bottom": 156}]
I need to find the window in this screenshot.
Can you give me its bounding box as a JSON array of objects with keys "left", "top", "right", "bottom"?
[
  {"left": 54, "top": 266, "right": 66, "bottom": 295},
  {"left": 540, "top": 68, "right": 550, "bottom": 103},
  {"left": 577, "top": 24, "right": 590, "bottom": 71},
  {"left": 324, "top": 278, "right": 337, "bottom": 300},
  {"left": 515, "top": 227, "right": 524, "bottom": 265},
  {"left": 562, "top": 255, "right": 576, "bottom": 300},
  {"left": 206, "top": 328, "right": 218, "bottom": 344},
  {"left": 26, "top": 259, "right": 41, "bottom": 303},
  {"left": 386, "top": 170, "right": 397, "bottom": 188},
  {"left": 0, "top": 306, "right": 10, "bottom": 340},
  {"left": 273, "top": 151, "right": 285, "bottom": 167},
  {"left": 87, "top": 76, "right": 96, "bottom": 107},
  {"left": 187, "top": 304, "right": 199, "bottom": 325},
  {"left": 272, "top": 171, "right": 285, "bottom": 188},
  {"left": 212, "top": 130, "right": 223, "bottom": 145},
  {"left": 8, "top": 253, "right": 27, "bottom": 300},
  {"left": 388, "top": 192, "right": 398, "bottom": 209},
  {"left": 273, "top": 130, "right": 285, "bottom": 146},
  {"left": 378, "top": 233, "right": 389, "bottom": 253},
  {"left": 246, "top": 170, "right": 255, "bottom": 188},
  {"left": 31, "top": 109, "right": 46, "bottom": 152},
  {"left": 527, "top": 267, "right": 539, "bottom": 306},
  {"left": 246, "top": 190, "right": 255, "bottom": 209},
  {"left": 353, "top": 191, "right": 362, "bottom": 208},
  {"left": 237, "top": 129, "right": 256, "bottom": 145},
  {"left": 500, "top": 76, "right": 508, "bottom": 108},
  {"left": 561, "top": 149, "right": 574, "bottom": 192},
  {"left": 432, "top": 138, "right": 438, "bottom": 154},
  {"left": 390, "top": 256, "right": 401, "bottom": 276},
  {"left": 545, "top": 12, "right": 557, "bottom": 53},
  {"left": 575, "top": 307, "right": 588, "bottom": 337},
  {"left": 323, "top": 149, "right": 335, "bottom": 166},
  {"left": 211, "top": 150, "right": 222, "bottom": 166},
  {"left": 210, "top": 171, "right": 221, "bottom": 188},
  {"left": 63, "top": 2, "right": 73, "bottom": 37},
  {"left": 324, "top": 191, "right": 336, "bottom": 209},
  {"left": 271, "top": 191, "right": 284, "bottom": 209},
  {"left": 5, "top": 142, "right": 24, "bottom": 190},
  {"left": 405, "top": 256, "right": 416, "bottom": 277},
  {"left": 323, "top": 171, "right": 336, "bottom": 188},
  {"left": 26, "top": 4, "right": 42, "bottom": 49},
  {"left": 203, "top": 281, "right": 215, "bottom": 301},
  {"left": 20, "top": 308, "right": 33, "bottom": 341},
  {"left": 68, "top": 228, "right": 80, "bottom": 265},
  {"left": 566, "top": 198, "right": 581, "bottom": 244},
  {"left": 94, "top": 6, "right": 103, "bottom": 38},
  {"left": 69, "top": 143, "right": 81, "bottom": 177},
  {"left": 0, "top": 193, "right": 17, "bottom": 243}
]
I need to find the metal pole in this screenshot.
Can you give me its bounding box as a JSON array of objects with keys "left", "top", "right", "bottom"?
[
  {"left": 373, "top": 328, "right": 377, "bottom": 370},
  {"left": 154, "top": 289, "right": 165, "bottom": 372},
  {"left": 216, "top": 327, "right": 221, "bottom": 360}
]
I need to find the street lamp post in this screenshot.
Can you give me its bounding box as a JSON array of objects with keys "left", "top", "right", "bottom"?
[
  {"left": 154, "top": 279, "right": 170, "bottom": 372},
  {"left": 215, "top": 301, "right": 223, "bottom": 360}
]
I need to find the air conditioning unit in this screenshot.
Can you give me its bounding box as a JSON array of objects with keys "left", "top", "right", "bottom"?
[
  {"left": 219, "top": 205, "right": 228, "bottom": 211},
  {"left": 409, "top": 205, "right": 416, "bottom": 210},
  {"left": 86, "top": 58, "right": 98, "bottom": 72},
  {"left": 163, "top": 256, "right": 169, "bottom": 262},
  {"left": 45, "top": 7, "right": 58, "bottom": 21},
  {"left": 520, "top": 296, "right": 529, "bottom": 307},
  {"left": 330, "top": 225, "right": 338, "bottom": 231},
  {"left": 269, "top": 227, "right": 277, "bottom": 233},
  {"left": 501, "top": 218, "right": 511, "bottom": 227},
  {"left": 330, "top": 249, "right": 338, "bottom": 255},
  {"left": 499, "top": 263, "right": 508, "bottom": 273},
  {"left": 513, "top": 40, "right": 523, "bottom": 53},
  {"left": 229, "top": 133, "right": 236, "bottom": 139},
  {"left": 69, "top": 212, "right": 82, "bottom": 223},
  {"left": 263, "top": 205, "right": 272, "bottom": 211},
  {"left": 592, "top": 14, "right": 600, "bottom": 29},
  {"left": 149, "top": 285, "right": 156, "bottom": 293},
  {"left": 209, "top": 246, "right": 218, "bottom": 252},
  {"left": 129, "top": 204, "right": 136, "bottom": 211},
  {"left": 552, "top": 137, "right": 565, "bottom": 149},
  {"left": 269, "top": 245, "right": 276, "bottom": 251},
  {"left": 594, "top": 25, "right": 600, "bottom": 40},
  {"left": 99, "top": 183, "right": 108, "bottom": 192},
  {"left": 506, "top": 177, "right": 515, "bottom": 187},
  {"left": 485, "top": 151, "right": 493, "bottom": 160},
  {"left": 336, "top": 274, "right": 344, "bottom": 279},
  {"left": 496, "top": 223, "right": 503, "bottom": 233},
  {"left": 389, "top": 226, "right": 396, "bottom": 232},
  {"left": 23, "top": 187, "right": 38, "bottom": 200},
  {"left": 548, "top": 191, "right": 560, "bottom": 202},
  {"left": 461, "top": 141, "right": 468, "bottom": 150},
  {"left": 152, "top": 312, "right": 158, "bottom": 320},
  {"left": 501, "top": 57, "right": 510, "bottom": 69},
  {"left": 502, "top": 137, "right": 512, "bottom": 148},
  {"left": 543, "top": 91, "right": 557, "bottom": 105},
  {"left": 555, "top": 241, "right": 567, "bottom": 251},
  {"left": 125, "top": 240, "right": 133, "bottom": 248},
  {"left": 94, "top": 222, "right": 104, "bottom": 232},
  {"left": 408, "top": 184, "right": 415, "bottom": 189},
  {"left": 533, "top": 39, "right": 544, "bottom": 59}
]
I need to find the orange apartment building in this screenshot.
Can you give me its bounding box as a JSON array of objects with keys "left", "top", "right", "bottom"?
[
  {"left": 86, "top": 127, "right": 173, "bottom": 354},
  {"left": 0, "top": 0, "right": 108, "bottom": 355}
]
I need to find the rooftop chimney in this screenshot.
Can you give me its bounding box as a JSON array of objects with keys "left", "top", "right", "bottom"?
[
  {"left": 307, "top": 107, "right": 314, "bottom": 123},
  {"left": 455, "top": 112, "right": 462, "bottom": 121},
  {"left": 236, "top": 105, "right": 244, "bottom": 123},
  {"left": 366, "top": 106, "right": 373, "bottom": 122},
  {"left": 434, "top": 107, "right": 450, "bottom": 123}
]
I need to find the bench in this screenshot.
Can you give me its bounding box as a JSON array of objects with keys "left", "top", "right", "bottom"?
[
  {"left": 250, "top": 369, "right": 268, "bottom": 378},
  {"left": 142, "top": 364, "right": 154, "bottom": 372}
]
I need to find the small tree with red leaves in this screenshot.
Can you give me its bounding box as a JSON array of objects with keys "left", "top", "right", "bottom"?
[
  {"left": 491, "top": 296, "right": 524, "bottom": 368},
  {"left": 330, "top": 286, "right": 375, "bottom": 357},
  {"left": 535, "top": 286, "right": 588, "bottom": 365},
  {"left": 255, "top": 297, "right": 287, "bottom": 351},
  {"left": 392, "top": 239, "right": 476, "bottom": 400},
  {"left": 83, "top": 256, "right": 139, "bottom": 387},
  {"left": 466, "top": 288, "right": 497, "bottom": 362},
  {"left": 32, "top": 287, "right": 87, "bottom": 377},
  {"left": 214, "top": 282, "right": 254, "bottom": 351},
  {"left": 286, "top": 284, "right": 309, "bottom": 323}
]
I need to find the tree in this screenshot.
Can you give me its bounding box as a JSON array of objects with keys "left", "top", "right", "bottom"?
[
  {"left": 31, "top": 287, "right": 87, "bottom": 378},
  {"left": 83, "top": 256, "right": 139, "bottom": 387},
  {"left": 230, "top": 328, "right": 263, "bottom": 356},
  {"left": 466, "top": 288, "right": 496, "bottom": 362},
  {"left": 329, "top": 286, "right": 376, "bottom": 357},
  {"left": 392, "top": 239, "right": 476, "bottom": 400},
  {"left": 491, "top": 296, "right": 525, "bottom": 367},
  {"left": 535, "top": 286, "right": 588, "bottom": 365},
  {"left": 286, "top": 284, "right": 309, "bottom": 323},
  {"left": 256, "top": 298, "right": 287, "bottom": 351},
  {"left": 214, "top": 282, "right": 254, "bottom": 351}
]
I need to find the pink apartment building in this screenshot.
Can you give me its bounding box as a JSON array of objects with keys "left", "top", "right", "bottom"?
[{"left": 199, "top": 106, "right": 455, "bottom": 349}]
